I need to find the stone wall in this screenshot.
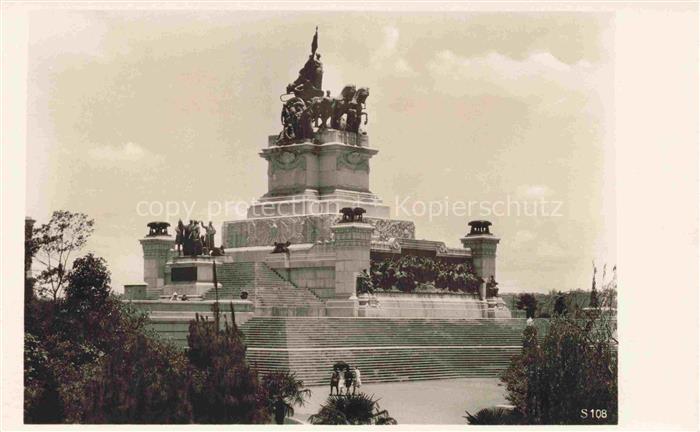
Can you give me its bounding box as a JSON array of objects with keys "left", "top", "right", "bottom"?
[
  {"left": 361, "top": 292, "right": 490, "bottom": 319},
  {"left": 223, "top": 214, "right": 415, "bottom": 248}
]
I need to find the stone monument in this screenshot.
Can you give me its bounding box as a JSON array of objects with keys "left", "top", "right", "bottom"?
[{"left": 222, "top": 29, "right": 415, "bottom": 248}]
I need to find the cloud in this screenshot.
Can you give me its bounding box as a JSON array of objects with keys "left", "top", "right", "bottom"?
[
  {"left": 515, "top": 185, "right": 553, "bottom": 199},
  {"left": 88, "top": 142, "right": 157, "bottom": 162},
  {"left": 426, "top": 49, "right": 599, "bottom": 102},
  {"left": 381, "top": 26, "right": 400, "bottom": 54},
  {"left": 371, "top": 26, "right": 416, "bottom": 77}
]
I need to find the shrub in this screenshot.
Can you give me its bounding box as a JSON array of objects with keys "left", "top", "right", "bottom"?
[
  {"left": 76, "top": 332, "right": 192, "bottom": 423},
  {"left": 500, "top": 315, "right": 617, "bottom": 424},
  {"left": 186, "top": 313, "right": 268, "bottom": 424},
  {"left": 464, "top": 406, "right": 522, "bottom": 425},
  {"left": 309, "top": 392, "right": 397, "bottom": 425},
  {"left": 261, "top": 371, "right": 311, "bottom": 424}
]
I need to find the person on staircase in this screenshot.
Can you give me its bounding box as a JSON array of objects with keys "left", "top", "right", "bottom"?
[
  {"left": 344, "top": 366, "right": 354, "bottom": 395},
  {"left": 329, "top": 369, "right": 340, "bottom": 396},
  {"left": 352, "top": 366, "right": 362, "bottom": 394}
]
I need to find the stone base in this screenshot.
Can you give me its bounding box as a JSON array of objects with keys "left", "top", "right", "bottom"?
[
  {"left": 161, "top": 282, "right": 214, "bottom": 298},
  {"left": 162, "top": 256, "right": 222, "bottom": 298},
  {"left": 249, "top": 189, "right": 390, "bottom": 219},
  {"left": 325, "top": 299, "right": 359, "bottom": 317},
  {"left": 488, "top": 297, "right": 512, "bottom": 319}
]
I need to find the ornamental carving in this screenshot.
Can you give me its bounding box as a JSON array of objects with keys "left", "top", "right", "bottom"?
[
  {"left": 224, "top": 215, "right": 414, "bottom": 248},
  {"left": 337, "top": 150, "right": 369, "bottom": 172},
  {"left": 268, "top": 149, "right": 306, "bottom": 175}
]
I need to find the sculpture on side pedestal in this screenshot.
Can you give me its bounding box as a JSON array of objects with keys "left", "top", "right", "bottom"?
[
  {"left": 146, "top": 221, "right": 170, "bottom": 236},
  {"left": 339, "top": 207, "right": 366, "bottom": 223},
  {"left": 272, "top": 241, "right": 291, "bottom": 254}
]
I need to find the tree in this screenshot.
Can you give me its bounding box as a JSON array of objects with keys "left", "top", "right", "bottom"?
[
  {"left": 25, "top": 217, "right": 40, "bottom": 303},
  {"left": 186, "top": 312, "right": 268, "bottom": 424},
  {"left": 516, "top": 293, "right": 538, "bottom": 318},
  {"left": 66, "top": 254, "right": 111, "bottom": 310},
  {"left": 590, "top": 264, "right": 600, "bottom": 308},
  {"left": 75, "top": 332, "right": 192, "bottom": 423},
  {"left": 32, "top": 211, "right": 95, "bottom": 300},
  {"left": 261, "top": 371, "right": 311, "bottom": 424},
  {"left": 500, "top": 305, "right": 617, "bottom": 424},
  {"left": 309, "top": 393, "right": 397, "bottom": 425},
  {"left": 553, "top": 293, "right": 568, "bottom": 316}
]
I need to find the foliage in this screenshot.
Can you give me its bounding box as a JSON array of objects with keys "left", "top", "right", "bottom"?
[
  {"left": 261, "top": 371, "right": 311, "bottom": 424},
  {"left": 500, "top": 269, "right": 618, "bottom": 425},
  {"left": 464, "top": 407, "right": 523, "bottom": 425},
  {"left": 186, "top": 312, "right": 268, "bottom": 424},
  {"left": 308, "top": 392, "right": 397, "bottom": 425},
  {"left": 76, "top": 332, "right": 192, "bottom": 423},
  {"left": 24, "top": 212, "right": 275, "bottom": 424},
  {"left": 31, "top": 211, "right": 95, "bottom": 300},
  {"left": 24, "top": 291, "right": 176, "bottom": 423},
  {"left": 370, "top": 256, "right": 480, "bottom": 294},
  {"left": 24, "top": 332, "right": 64, "bottom": 423},
  {"left": 65, "top": 254, "right": 111, "bottom": 311},
  {"left": 516, "top": 293, "right": 538, "bottom": 318},
  {"left": 553, "top": 293, "right": 568, "bottom": 316}
]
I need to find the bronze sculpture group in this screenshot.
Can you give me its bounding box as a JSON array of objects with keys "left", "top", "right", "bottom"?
[
  {"left": 146, "top": 221, "right": 170, "bottom": 237},
  {"left": 175, "top": 220, "right": 218, "bottom": 257},
  {"left": 278, "top": 28, "right": 370, "bottom": 144},
  {"left": 339, "top": 207, "right": 366, "bottom": 223}
]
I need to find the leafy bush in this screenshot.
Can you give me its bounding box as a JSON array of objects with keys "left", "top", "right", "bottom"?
[
  {"left": 76, "top": 332, "right": 192, "bottom": 423},
  {"left": 25, "top": 249, "right": 267, "bottom": 424},
  {"left": 261, "top": 371, "right": 311, "bottom": 424},
  {"left": 500, "top": 314, "right": 617, "bottom": 424},
  {"left": 309, "top": 392, "right": 397, "bottom": 425},
  {"left": 186, "top": 313, "right": 268, "bottom": 424},
  {"left": 516, "top": 293, "right": 537, "bottom": 318},
  {"left": 464, "top": 407, "right": 522, "bottom": 425}
]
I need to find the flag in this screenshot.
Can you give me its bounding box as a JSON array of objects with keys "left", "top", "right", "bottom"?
[{"left": 311, "top": 26, "right": 318, "bottom": 55}]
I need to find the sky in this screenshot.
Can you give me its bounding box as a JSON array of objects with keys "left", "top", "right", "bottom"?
[{"left": 25, "top": 10, "right": 616, "bottom": 294}]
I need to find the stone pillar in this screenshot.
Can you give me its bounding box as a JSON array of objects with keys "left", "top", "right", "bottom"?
[
  {"left": 327, "top": 222, "right": 373, "bottom": 316},
  {"left": 460, "top": 220, "right": 500, "bottom": 300},
  {"left": 140, "top": 236, "right": 175, "bottom": 298}
]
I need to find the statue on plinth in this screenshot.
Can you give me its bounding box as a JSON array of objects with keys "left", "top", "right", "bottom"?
[
  {"left": 179, "top": 220, "right": 204, "bottom": 256},
  {"left": 287, "top": 27, "right": 324, "bottom": 102},
  {"left": 175, "top": 219, "right": 185, "bottom": 255},
  {"left": 201, "top": 221, "right": 217, "bottom": 252},
  {"left": 276, "top": 27, "right": 371, "bottom": 145}
]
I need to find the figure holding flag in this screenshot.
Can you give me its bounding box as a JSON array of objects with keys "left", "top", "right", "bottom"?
[{"left": 287, "top": 27, "right": 324, "bottom": 101}]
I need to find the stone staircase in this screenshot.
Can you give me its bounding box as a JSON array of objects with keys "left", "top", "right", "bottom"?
[
  {"left": 203, "top": 262, "right": 256, "bottom": 300},
  {"left": 241, "top": 317, "right": 533, "bottom": 385},
  {"left": 203, "top": 262, "right": 325, "bottom": 315},
  {"left": 254, "top": 264, "right": 324, "bottom": 307}
]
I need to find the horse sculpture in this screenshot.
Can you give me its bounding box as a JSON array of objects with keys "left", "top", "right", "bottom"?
[{"left": 277, "top": 84, "right": 370, "bottom": 145}]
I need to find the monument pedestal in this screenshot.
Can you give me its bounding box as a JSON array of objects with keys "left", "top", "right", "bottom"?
[
  {"left": 251, "top": 132, "right": 389, "bottom": 219},
  {"left": 162, "top": 256, "right": 223, "bottom": 298},
  {"left": 461, "top": 221, "right": 500, "bottom": 284},
  {"left": 222, "top": 130, "right": 415, "bottom": 248},
  {"left": 140, "top": 235, "right": 175, "bottom": 298}
]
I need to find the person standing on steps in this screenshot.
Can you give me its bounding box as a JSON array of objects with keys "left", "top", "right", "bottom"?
[
  {"left": 344, "top": 366, "right": 354, "bottom": 395},
  {"left": 329, "top": 368, "right": 340, "bottom": 396},
  {"left": 352, "top": 366, "right": 362, "bottom": 394}
]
